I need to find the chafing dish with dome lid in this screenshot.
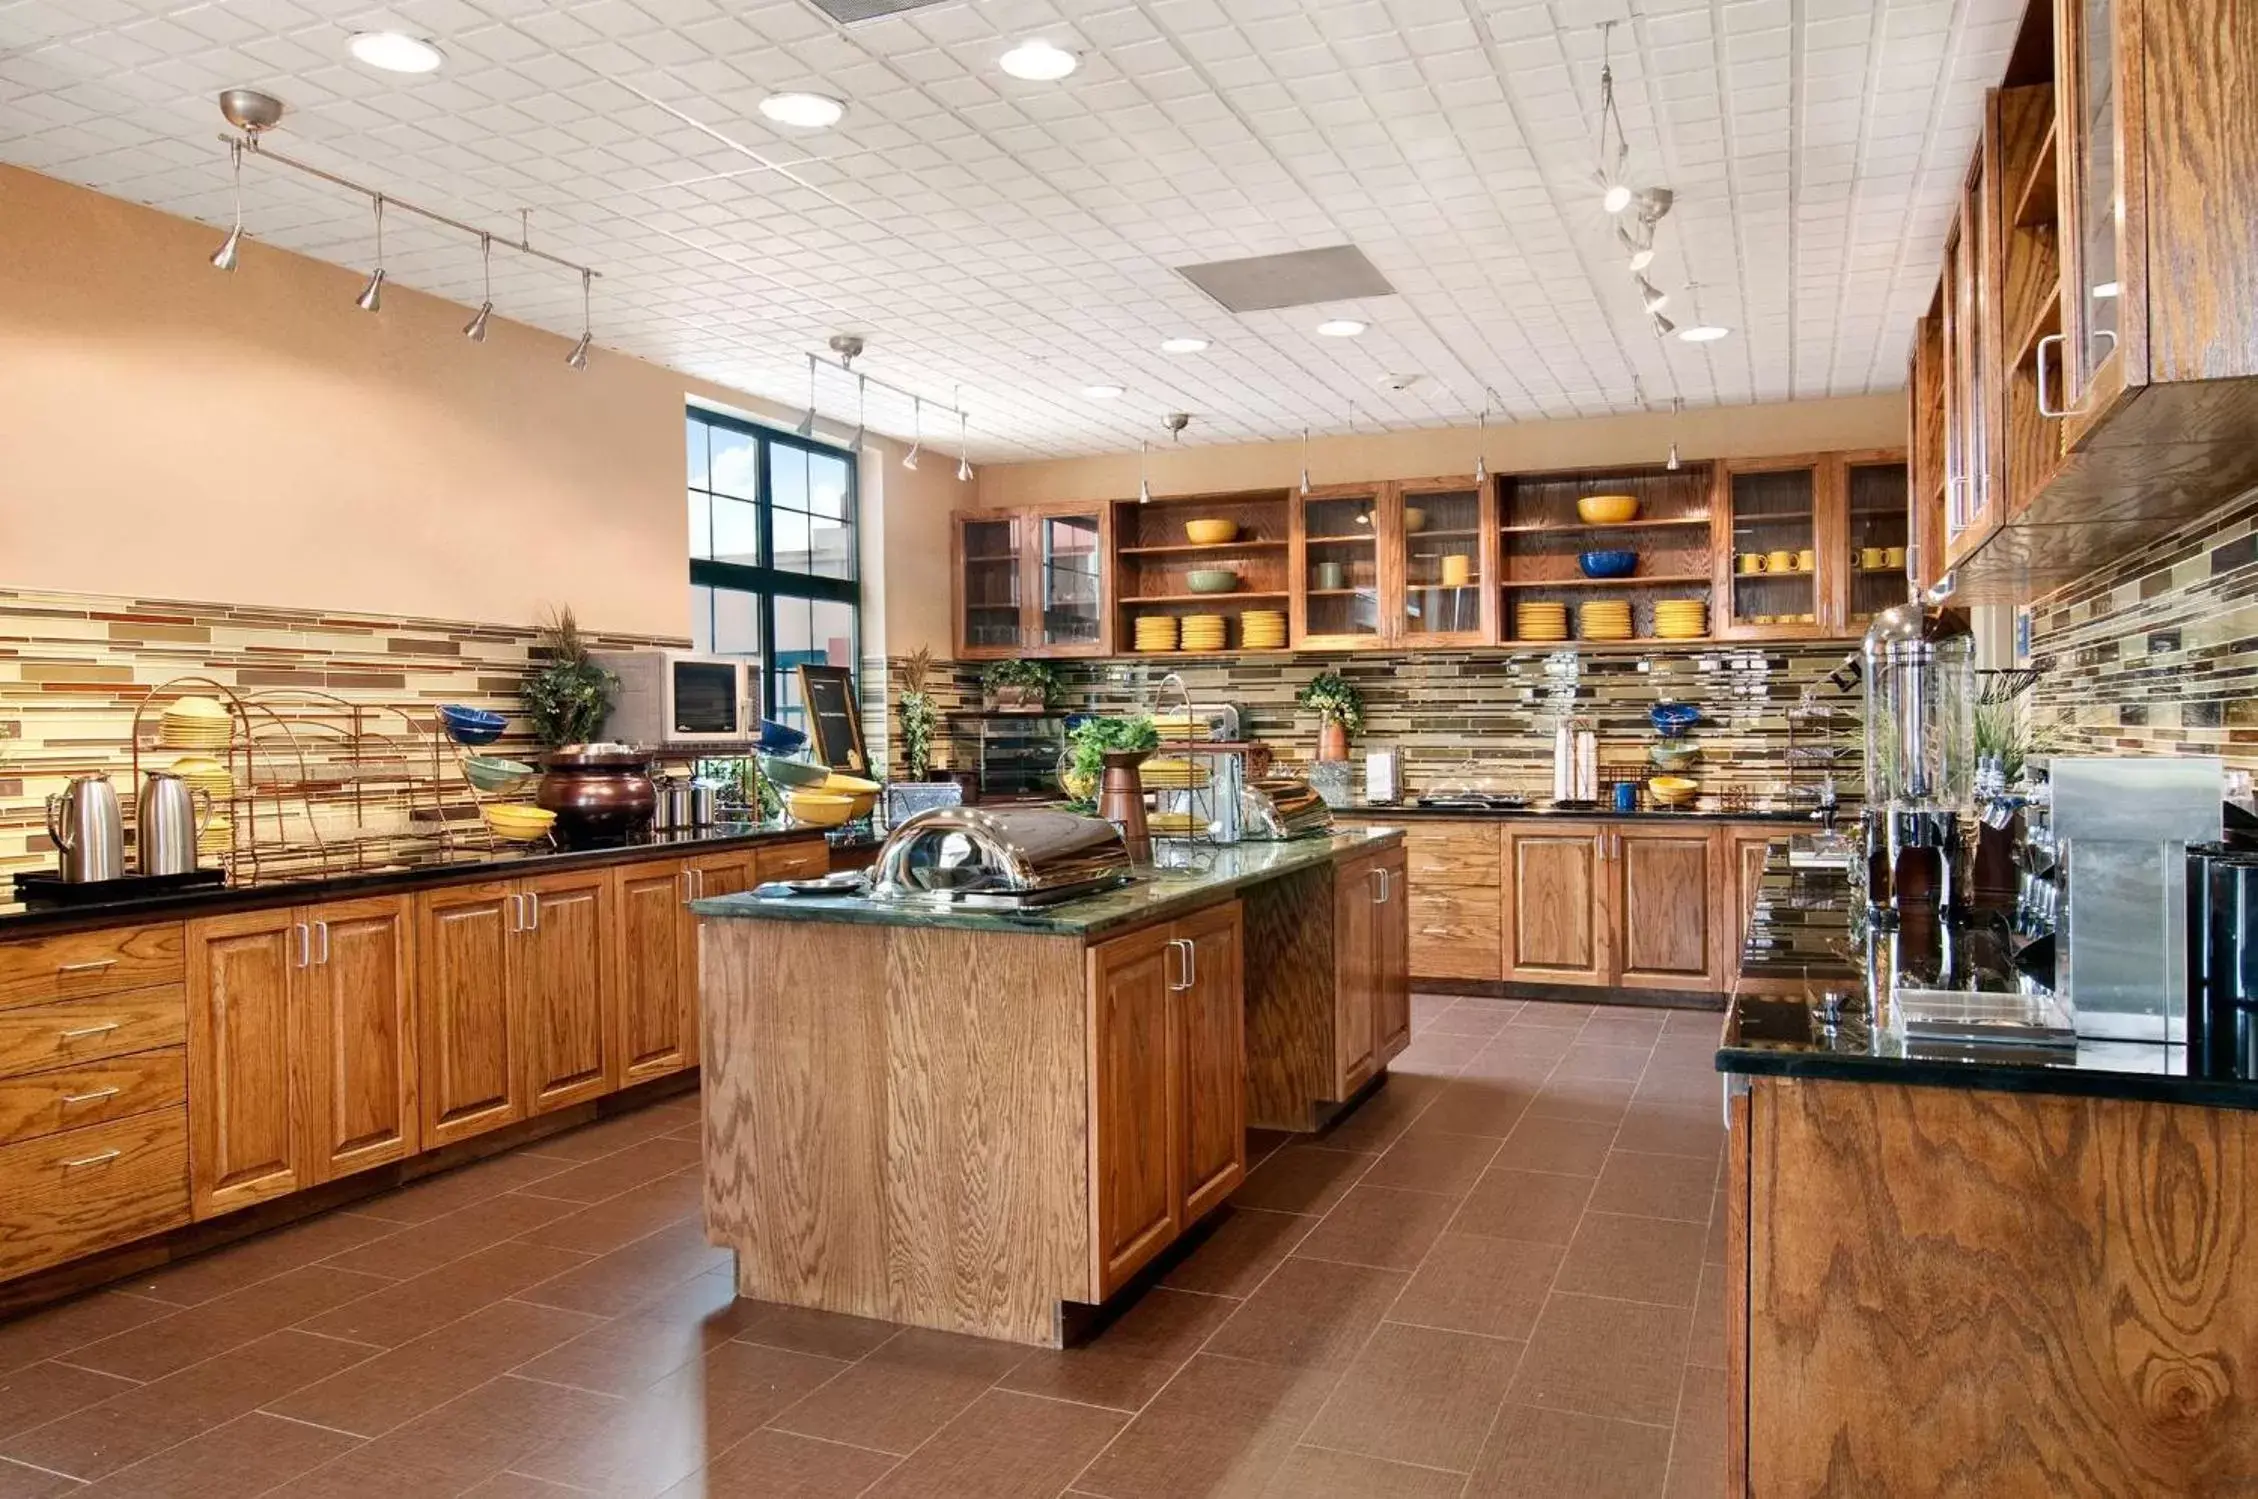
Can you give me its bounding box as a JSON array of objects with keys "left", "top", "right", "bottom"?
[{"left": 870, "top": 806, "right": 1133, "bottom": 909}]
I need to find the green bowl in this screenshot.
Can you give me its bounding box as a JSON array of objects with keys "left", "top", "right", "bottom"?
[
  {"left": 463, "top": 755, "right": 535, "bottom": 792},
  {"left": 1185, "top": 569, "right": 1240, "bottom": 594},
  {"left": 761, "top": 755, "right": 832, "bottom": 789}
]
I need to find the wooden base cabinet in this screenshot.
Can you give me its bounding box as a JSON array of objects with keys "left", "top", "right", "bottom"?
[
  {"left": 1331, "top": 843, "right": 1410, "bottom": 1098},
  {"left": 614, "top": 863, "right": 698, "bottom": 1085},
  {"left": 1503, "top": 824, "right": 1610, "bottom": 986},
  {"left": 1088, "top": 900, "right": 1246, "bottom": 1299},
  {"left": 517, "top": 869, "right": 614, "bottom": 1115},
  {"left": 416, "top": 882, "right": 521, "bottom": 1149},
  {"left": 187, "top": 896, "right": 416, "bottom": 1220},
  {"left": 1611, "top": 828, "right": 1723, "bottom": 992}
]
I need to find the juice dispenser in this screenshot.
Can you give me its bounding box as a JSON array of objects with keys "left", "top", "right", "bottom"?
[{"left": 1862, "top": 602, "right": 1975, "bottom": 913}]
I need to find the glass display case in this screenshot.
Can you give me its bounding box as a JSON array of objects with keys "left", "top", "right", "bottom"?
[{"left": 956, "top": 514, "right": 1023, "bottom": 656}]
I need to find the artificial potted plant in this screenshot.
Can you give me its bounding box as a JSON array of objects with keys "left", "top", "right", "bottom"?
[
  {"left": 520, "top": 606, "right": 616, "bottom": 751},
  {"left": 1299, "top": 670, "right": 1364, "bottom": 763},
  {"left": 981, "top": 659, "right": 1059, "bottom": 714},
  {"left": 899, "top": 647, "right": 939, "bottom": 780}
]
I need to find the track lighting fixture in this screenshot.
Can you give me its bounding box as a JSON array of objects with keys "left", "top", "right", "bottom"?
[
  {"left": 796, "top": 355, "right": 818, "bottom": 437},
  {"left": 1636, "top": 276, "right": 1669, "bottom": 314},
  {"left": 210, "top": 140, "right": 244, "bottom": 271},
  {"left": 354, "top": 195, "right": 385, "bottom": 312},
  {"left": 1473, "top": 392, "right": 1492, "bottom": 486},
  {"left": 1299, "top": 427, "right": 1312, "bottom": 497},
  {"left": 1616, "top": 222, "right": 1653, "bottom": 273},
  {"left": 1138, "top": 440, "right": 1152, "bottom": 505},
  {"left": 1665, "top": 397, "right": 1684, "bottom": 471},
  {"left": 957, "top": 412, "right": 973, "bottom": 482},
  {"left": 462, "top": 233, "right": 493, "bottom": 341},
  {"left": 1651, "top": 311, "right": 1676, "bottom": 338},
  {"left": 565, "top": 269, "right": 591, "bottom": 368},
  {"left": 903, "top": 396, "right": 922, "bottom": 470}
]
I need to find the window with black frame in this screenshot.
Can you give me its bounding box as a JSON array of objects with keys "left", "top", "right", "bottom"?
[{"left": 684, "top": 407, "right": 860, "bottom": 734}]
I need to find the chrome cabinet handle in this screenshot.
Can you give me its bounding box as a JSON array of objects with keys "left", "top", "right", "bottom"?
[
  {"left": 56, "top": 959, "right": 117, "bottom": 976},
  {"left": 313, "top": 920, "right": 330, "bottom": 966},
  {"left": 293, "top": 921, "right": 310, "bottom": 968},
  {"left": 59, "top": 1022, "right": 120, "bottom": 1041},
  {"left": 2036, "top": 332, "right": 2067, "bottom": 418},
  {"left": 62, "top": 1087, "right": 120, "bottom": 1106},
  {"left": 1186, "top": 936, "right": 1196, "bottom": 989},
  {"left": 1167, "top": 937, "right": 1194, "bottom": 992},
  {"left": 679, "top": 870, "right": 693, "bottom": 905},
  {"left": 506, "top": 893, "right": 523, "bottom": 933},
  {"left": 691, "top": 869, "right": 705, "bottom": 899},
  {"left": 529, "top": 891, "right": 542, "bottom": 931},
  {"left": 60, "top": 1149, "right": 121, "bottom": 1169}
]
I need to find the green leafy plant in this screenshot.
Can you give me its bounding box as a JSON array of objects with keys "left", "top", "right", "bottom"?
[
  {"left": 899, "top": 647, "right": 939, "bottom": 780},
  {"left": 980, "top": 659, "right": 1060, "bottom": 704},
  {"left": 1062, "top": 715, "right": 1159, "bottom": 805},
  {"left": 1974, "top": 701, "right": 2054, "bottom": 782},
  {"left": 520, "top": 606, "right": 616, "bottom": 750},
  {"left": 1297, "top": 670, "right": 1365, "bottom": 734}
]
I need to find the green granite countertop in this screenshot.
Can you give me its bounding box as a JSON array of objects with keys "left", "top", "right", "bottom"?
[{"left": 691, "top": 827, "right": 1403, "bottom": 937}]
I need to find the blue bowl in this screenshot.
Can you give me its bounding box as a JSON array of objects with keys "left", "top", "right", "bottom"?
[
  {"left": 1578, "top": 550, "right": 1637, "bottom": 579},
  {"left": 757, "top": 718, "right": 808, "bottom": 755},
  {"left": 1649, "top": 702, "right": 1701, "bottom": 738},
  {"left": 439, "top": 704, "right": 506, "bottom": 746}
]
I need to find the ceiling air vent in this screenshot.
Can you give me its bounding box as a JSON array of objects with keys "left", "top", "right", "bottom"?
[
  {"left": 805, "top": 0, "right": 955, "bottom": 23},
  {"left": 1173, "top": 245, "right": 1396, "bottom": 314}
]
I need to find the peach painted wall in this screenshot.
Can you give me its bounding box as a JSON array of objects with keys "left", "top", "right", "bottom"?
[
  {"left": 0, "top": 164, "right": 969, "bottom": 650},
  {"left": 973, "top": 393, "right": 1907, "bottom": 508}
]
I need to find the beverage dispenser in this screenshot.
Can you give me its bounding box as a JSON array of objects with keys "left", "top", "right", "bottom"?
[{"left": 1861, "top": 602, "right": 1975, "bottom": 912}]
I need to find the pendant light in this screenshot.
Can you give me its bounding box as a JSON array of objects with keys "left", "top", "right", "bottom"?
[
  {"left": 851, "top": 373, "right": 867, "bottom": 450},
  {"left": 956, "top": 408, "right": 973, "bottom": 483},
  {"left": 565, "top": 270, "right": 592, "bottom": 368},
  {"left": 795, "top": 354, "right": 818, "bottom": 437},
  {"left": 1472, "top": 392, "right": 1491, "bottom": 486},
  {"left": 1665, "top": 396, "right": 1684, "bottom": 471},
  {"left": 210, "top": 140, "right": 244, "bottom": 271},
  {"left": 1298, "top": 427, "right": 1312, "bottom": 497},
  {"left": 1137, "top": 440, "right": 1152, "bottom": 504},
  {"left": 1650, "top": 310, "right": 1676, "bottom": 338},
  {"left": 354, "top": 195, "right": 386, "bottom": 312},
  {"left": 902, "top": 396, "right": 922, "bottom": 470},
  {"left": 462, "top": 232, "right": 492, "bottom": 341},
  {"left": 1349, "top": 409, "right": 1370, "bottom": 526}
]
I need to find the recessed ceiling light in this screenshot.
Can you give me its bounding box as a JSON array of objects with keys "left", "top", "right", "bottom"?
[
  {"left": 1316, "top": 319, "right": 1366, "bottom": 338},
  {"left": 759, "top": 92, "right": 845, "bottom": 129},
  {"left": 1000, "top": 40, "right": 1078, "bottom": 81},
  {"left": 1678, "top": 325, "right": 1730, "bottom": 343},
  {"left": 347, "top": 31, "right": 444, "bottom": 74},
  {"left": 1160, "top": 337, "right": 1209, "bottom": 354},
  {"left": 1082, "top": 383, "right": 1125, "bottom": 399}
]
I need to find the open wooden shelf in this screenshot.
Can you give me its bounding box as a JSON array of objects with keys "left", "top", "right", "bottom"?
[
  {"left": 1500, "top": 574, "right": 1710, "bottom": 591},
  {"left": 1121, "top": 590, "right": 1289, "bottom": 605},
  {"left": 1305, "top": 534, "right": 1380, "bottom": 545},
  {"left": 2009, "top": 114, "right": 2058, "bottom": 228},
  {"left": 1116, "top": 540, "right": 1289, "bottom": 556},
  {"left": 1402, "top": 528, "right": 1481, "bottom": 540},
  {"left": 1499, "top": 515, "right": 1713, "bottom": 535}
]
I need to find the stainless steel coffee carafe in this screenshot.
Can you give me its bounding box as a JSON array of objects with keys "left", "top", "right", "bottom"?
[
  {"left": 137, "top": 770, "right": 213, "bottom": 876},
  {"left": 46, "top": 774, "right": 125, "bottom": 883}
]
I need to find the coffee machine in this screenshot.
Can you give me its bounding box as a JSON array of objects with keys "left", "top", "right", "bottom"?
[{"left": 1860, "top": 601, "right": 1976, "bottom": 918}]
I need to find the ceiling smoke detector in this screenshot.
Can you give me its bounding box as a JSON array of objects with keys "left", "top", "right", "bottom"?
[{"left": 1376, "top": 372, "right": 1423, "bottom": 392}]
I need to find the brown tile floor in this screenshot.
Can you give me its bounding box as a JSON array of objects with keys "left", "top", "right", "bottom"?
[{"left": 0, "top": 997, "right": 1727, "bottom": 1497}]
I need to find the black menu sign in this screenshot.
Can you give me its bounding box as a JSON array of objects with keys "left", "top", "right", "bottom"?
[{"left": 797, "top": 664, "right": 867, "bottom": 774}]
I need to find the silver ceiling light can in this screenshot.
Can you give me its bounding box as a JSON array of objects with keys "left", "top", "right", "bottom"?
[
  {"left": 463, "top": 232, "right": 492, "bottom": 341},
  {"left": 902, "top": 396, "right": 922, "bottom": 470},
  {"left": 354, "top": 195, "right": 385, "bottom": 311},
  {"left": 210, "top": 140, "right": 244, "bottom": 271},
  {"left": 565, "top": 269, "right": 591, "bottom": 368}
]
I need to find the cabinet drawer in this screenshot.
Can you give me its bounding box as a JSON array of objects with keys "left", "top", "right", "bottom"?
[
  {"left": 0, "top": 988, "right": 186, "bottom": 1078},
  {"left": 1408, "top": 888, "right": 1503, "bottom": 981},
  {"left": 1404, "top": 823, "right": 1502, "bottom": 889},
  {"left": 0, "top": 924, "right": 185, "bottom": 1009},
  {"left": 0, "top": 1048, "right": 185, "bottom": 1146},
  {"left": 756, "top": 841, "right": 828, "bottom": 882},
  {"left": 0, "top": 1108, "right": 190, "bottom": 1281}
]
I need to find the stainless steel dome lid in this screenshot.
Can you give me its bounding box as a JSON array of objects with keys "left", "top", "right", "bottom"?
[{"left": 871, "top": 805, "right": 1131, "bottom": 905}]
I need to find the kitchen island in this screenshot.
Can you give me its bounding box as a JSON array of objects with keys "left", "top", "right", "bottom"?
[
  {"left": 691, "top": 827, "right": 1408, "bottom": 1345},
  {"left": 1717, "top": 844, "right": 2258, "bottom": 1496}
]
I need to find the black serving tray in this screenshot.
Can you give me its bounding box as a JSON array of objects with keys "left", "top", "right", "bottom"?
[{"left": 13, "top": 867, "right": 226, "bottom": 904}]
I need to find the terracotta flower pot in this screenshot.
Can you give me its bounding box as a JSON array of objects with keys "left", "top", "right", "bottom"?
[
  {"left": 1096, "top": 749, "right": 1152, "bottom": 863},
  {"left": 1317, "top": 721, "right": 1350, "bottom": 763}
]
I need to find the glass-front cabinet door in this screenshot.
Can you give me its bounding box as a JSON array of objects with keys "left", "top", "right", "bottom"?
[
  {"left": 955, "top": 513, "right": 1023, "bottom": 658},
  {"left": 1294, "top": 488, "right": 1386, "bottom": 648},
  {"left": 1844, "top": 456, "right": 1912, "bottom": 635},
  {"left": 2056, "top": 0, "right": 2133, "bottom": 449},
  {"left": 1394, "top": 485, "right": 1490, "bottom": 645},
  {"left": 1035, "top": 510, "right": 1106, "bottom": 654},
  {"left": 1721, "top": 460, "right": 1822, "bottom": 637},
  {"left": 1944, "top": 146, "right": 1998, "bottom": 566}
]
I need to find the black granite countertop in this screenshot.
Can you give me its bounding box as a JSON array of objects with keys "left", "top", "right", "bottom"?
[
  {"left": 0, "top": 822, "right": 849, "bottom": 937},
  {"left": 1337, "top": 801, "right": 1817, "bottom": 825},
  {"left": 1718, "top": 843, "right": 2258, "bottom": 1111},
  {"left": 692, "top": 827, "right": 1402, "bottom": 938}
]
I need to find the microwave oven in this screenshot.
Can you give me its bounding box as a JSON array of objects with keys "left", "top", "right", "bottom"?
[{"left": 587, "top": 650, "right": 758, "bottom": 747}]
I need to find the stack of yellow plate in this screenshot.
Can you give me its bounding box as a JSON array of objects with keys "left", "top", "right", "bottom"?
[
  {"left": 198, "top": 820, "right": 232, "bottom": 858},
  {"left": 1134, "top": 615, "right": 1180, "bottom": 652},
  {"left": 1241, "top": 610, "right": 1286, "bottom": 650},
  {"left": 159, "top": 696, "right": 232, "bottom": 750},
  {"left": 168, "top": 754, "right": 233, "bottom": 802},
  {"left": 1143, "top": 758, "right": 1211, "bottom": 790},
  {"left": 1578, "top": 600, "right": 1633, "bottom": 641},
  {"left": 1179, "top": 614, "right": 1227, "bottom": 651},
  {"left": 1149, "top": 810, "right": 1204, "bottom": 838},
  {"left": 1516, "top": 601, "right": 1569, "bottom": 641},
  {"left": 1653, "top": 600, "right": 1708, "bottom": 639}
]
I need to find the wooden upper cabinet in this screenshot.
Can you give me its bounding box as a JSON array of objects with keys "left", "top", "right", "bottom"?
[
  {"left": 1294, "top": 485, "right": 1391, "bottom": 650},
  {"left": 1946, "top": 117, "right": 2006, "bottom": 571},
  {"left": 1910, "top": 291, "right": 1949, "bottom": 594},
  {"left": 1087, "top": 923, "right": 1180, "bottom": 1299},
  {"left": 186, "top": 909, "right": 304, "bottom": 1218},
  {"left": 415, "top": 882, "right": 520, "bottom": 1148},
  {"left": 300, "top": 896, "right": 416, "bottom": 1183},
  {"left": 1612, "top": 828, "right": 1721, "bottom": 992},
  {"left": 1393, "top": 481, "right": 1493, "bottom": 646},
  {"left": 1843, "top": 454, "right": 1912, "bottom": 635},
  {"left": 1503, "top": 825, "right": 1608, "bottom": 986},
  {"left": 518, "top": 868, "right": 614, "bottom": 1114},
  {"left": 1717, "top": 457, "right": 1830, "bottom": 638},
  {"left": 953, "top": 505, "right": 1110, "bottom": 659},
  {"left": 615, "top": 861, "right": 694, "bottom": 1086},
  {"left": 1173, "top": 901, "right": 1245, "bottom": 1227}
]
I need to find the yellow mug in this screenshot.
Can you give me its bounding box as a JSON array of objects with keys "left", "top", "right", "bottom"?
[
  {"left": 1795, "top": 548, "right": 1816, "bottom": 573},
  {"left": 1766, "top": 549, "right": 1795, "bottom": 574},
  {"left": 1884, "top": 545, "right": 1906, "bottom": 569},
  {"left": 1859, "top": 546, "right": 1886, "bottom": 569},
  {"left": 1738, "top": 552, "right": 1768, "bottom": 575},
  {"left": 1440, "top": 554, "right": 1471, "bottom": 587}
]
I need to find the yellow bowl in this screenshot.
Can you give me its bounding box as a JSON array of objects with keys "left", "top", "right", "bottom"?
[
  {"left": 820, "top": 772, "right": 880, "bottom": 818},
  {"left": 1402, "top": 507, "right": 1427, "bottom": 534},
  {"left": 786, "top": 790, "right": 855, "bottom": 828},
  {"left": 1649, "top": 775, "right": 1698, "bottom": 805},
  {"left": 1578, "top": 494, "right": 1640, "bottom": 525},
  {"left": 482, "top": 805, "right": 555, "bottom": 841},
  {"left": 1185, "top": 519, "right": 1239, "bottom": 545}
]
